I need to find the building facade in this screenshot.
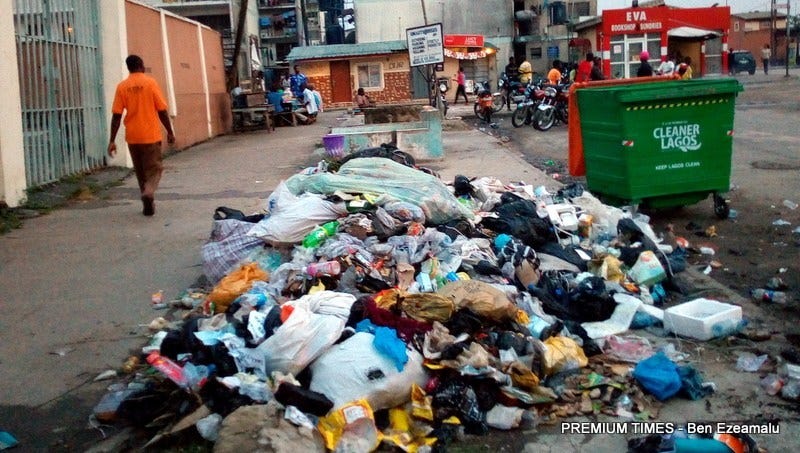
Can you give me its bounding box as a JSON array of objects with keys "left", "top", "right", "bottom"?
[
  {"left": 513, "top": 0, "right": 598, "bottom": 75},
  {"left": 1, "top": 0, "right": 230, "bottom": 208},
  {"left": 729, "top": 11, "right": 789, "bottom": 66},
  {"left": 599, "top": 5, "right": 730, "bottom": 79},
  {"left": 353, "top": 0, "right": 513, "bottom": 98}
]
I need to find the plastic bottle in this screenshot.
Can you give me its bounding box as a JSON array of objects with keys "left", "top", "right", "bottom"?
[
  {"left": 751, "top": 288, "right": 787, "bottom": 304},
  {"left": 304, "top": 260, "right": 341, "bottom": 277},
  {"left": 146, "top": 352, "right": 189, "bottom": 388},
  {"left": 301, "top": 221, "right": 339, "bottom": 248}
]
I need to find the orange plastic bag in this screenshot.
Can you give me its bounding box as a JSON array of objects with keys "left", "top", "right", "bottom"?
[{"left": 207, "top": 262, "right": 268, "bottom": 313}]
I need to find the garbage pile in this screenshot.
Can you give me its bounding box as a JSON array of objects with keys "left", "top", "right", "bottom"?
[{"left": 92, "top": 146, "right": 768, "bottom": 451}]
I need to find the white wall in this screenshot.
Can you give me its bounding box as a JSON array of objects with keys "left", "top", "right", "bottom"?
[
  {"left": 102, "top": 0, "right": 134, "bottom": 169},
  {"left": 0, "top": 6, "right": 28, "bottom": 207}
]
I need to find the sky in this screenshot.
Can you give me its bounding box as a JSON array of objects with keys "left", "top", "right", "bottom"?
[{"left": 597, "top": 0, "right": 795, "bottom": 15}]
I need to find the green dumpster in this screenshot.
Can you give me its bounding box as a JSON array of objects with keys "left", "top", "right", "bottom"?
[{"left": 576, "top": 78, "right": 743, "bottom": 217}]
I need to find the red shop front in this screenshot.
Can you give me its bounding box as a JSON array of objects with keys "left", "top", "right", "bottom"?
[{"left": 599, "top": 6, "right": 730, "bottom": 78}]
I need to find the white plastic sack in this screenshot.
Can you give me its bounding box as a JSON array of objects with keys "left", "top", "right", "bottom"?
[
  {"left": 248, "top": 181, "right": 348, "bottom": 244},
  {"left": 283, "top": 158, "right": 474, "bottom": 225},
  {"left": 581, "top": 293, "right": 643, "bottom": 339},
  {"left": 240, "top": 306, "right": 344, "bottom": 377},
  {"left": 309, "top": 332, "right": 428, "bottom": 411},
  {"left": 283, "top": 291, "right": 356, "bottom": 320},
  {"left": 201, "top": 219, "right": 265, "bottom": 284}
]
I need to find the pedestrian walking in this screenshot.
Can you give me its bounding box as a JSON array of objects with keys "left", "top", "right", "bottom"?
[
  {"left": 453, "top": 67, "right": 468, "bottom": 104},
  {"left": 107, "top": 55, "right": 175, "bottom": 216},
  {"left": 761, "top": 44, "right": 771, "bottom": 75}
]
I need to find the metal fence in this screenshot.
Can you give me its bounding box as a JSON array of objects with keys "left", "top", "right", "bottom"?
[{"left": 13, "top": 0, "right": 105, "bottom": 187}]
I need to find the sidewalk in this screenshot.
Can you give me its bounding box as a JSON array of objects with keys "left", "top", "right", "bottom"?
[{"left": 0, "top": 109, "right": 560, "bottom": 449}]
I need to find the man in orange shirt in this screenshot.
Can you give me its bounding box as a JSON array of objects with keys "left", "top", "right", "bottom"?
[
  {"left": 108, "top": 55, "right": 175, "bottom": 216},
  {"left": 547, "top": 60, "right": 563, "bottom": 85}
]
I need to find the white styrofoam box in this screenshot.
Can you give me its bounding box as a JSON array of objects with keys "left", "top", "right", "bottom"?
[{"left": 663, "top": 298, "right": 742, "bottom": 341}]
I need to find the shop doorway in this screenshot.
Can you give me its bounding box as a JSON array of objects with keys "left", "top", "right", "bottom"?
[{"left": 330, "top": 60, "right": 352, "bottom": 103}]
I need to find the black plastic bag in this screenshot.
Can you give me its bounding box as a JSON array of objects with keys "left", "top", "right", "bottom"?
[
  {"left": 482, "top": 197, "right": 552, "bottom": 247},
  {"left": 213, "top": 206, "right": 265, "bottom": 223},
  {"left": 274, "top": 382, "right": 334, "bottom": 416},
  {"left": 432, "top": 380, "right": 488, "bottom": 435}
]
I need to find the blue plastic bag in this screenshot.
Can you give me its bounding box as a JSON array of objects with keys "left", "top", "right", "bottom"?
[
  {"left": 356, "top": 319, "right": 408, "bottom": 371},
  {"left": 633, "top": 352, "right": 682, "bottom": 401}
]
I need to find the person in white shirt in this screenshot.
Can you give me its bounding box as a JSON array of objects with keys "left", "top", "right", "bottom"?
[
  {"left": 296, "top": 83, "right": 318, "bottom": 124},
  {"left": 310, "top": 84, "right": 323, "bottom": 113},
  {"left": 657, "top": 56, "right": 675, "bottom": 76}
]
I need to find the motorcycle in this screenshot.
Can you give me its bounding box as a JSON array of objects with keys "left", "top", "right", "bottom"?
[
  {"left": 498, "top": 72, "right": 527, "bottom": 110},
  {"left": 472, "top": 80, "right": 504, "bottom": 117},
  {"left": 431, "top": 78, "right": 449, "bottom": 116},
  {"left": 532, "top": 83, "right": 570, "bottom": 131},
  {"left": 511, "top": 81, "right": 546, "bottom": 128}
]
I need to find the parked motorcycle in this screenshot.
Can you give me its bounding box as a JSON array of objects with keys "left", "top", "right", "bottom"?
[
  {"left": 473, "top": 80, "right": 503, "bottom": 117},
  {"left": 511, "top": 81, "right": 546, "bottom": 128},
  {"left": 532, "top": 83, "right": 570, "bottom": 131},
  {"left": 498, "top": 72, "right": 527, "bottom": 110},
  {"left": 431, "top": 78, "right": 449, "bottom": 116}
]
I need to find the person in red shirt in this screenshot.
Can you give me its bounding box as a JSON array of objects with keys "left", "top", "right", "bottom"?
[
  {"left": 576, "top": 52, "right": 594, "bottom": 82},
  {"left": 108, "top": 55, "right": 175, "bottom": 216},
  {"left": 453, "top": 67, "right": 468, "bottom": 104}
]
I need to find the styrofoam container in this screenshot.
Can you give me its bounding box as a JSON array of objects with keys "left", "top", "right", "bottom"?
[{"left": 663, "top": 298, "right": 742, "bottom": 341}]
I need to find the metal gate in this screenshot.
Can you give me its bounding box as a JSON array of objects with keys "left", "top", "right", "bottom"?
[{"left": 13, "top": 0, "right": 105, "bottom": 187}]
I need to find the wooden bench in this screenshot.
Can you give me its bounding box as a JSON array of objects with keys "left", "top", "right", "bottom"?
[
  {"left": 272, "top": 110, "right": 299, "bottom": 127},
  {"left": 232, "top": 105, "right": 274, "bottom": 132}
]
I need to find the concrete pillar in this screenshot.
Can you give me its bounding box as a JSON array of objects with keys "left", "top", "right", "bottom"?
[
  {"left": 100, "top": 0, "right": 132, "bottom": 169},
  {"left": 0, "top": 5, "right": 27, "bottom": 207}
]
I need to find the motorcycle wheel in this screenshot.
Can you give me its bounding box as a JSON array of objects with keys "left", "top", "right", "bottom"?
[
  {"left": 492, "top": 94, "right": 505, "bottom": 112},
  {"left": 533, "top": 108, "right": 555, "bottom": 131},
  {"left": 511, "top": 106, "right": 528, "bottom": 128},
  {"left": 474, "top": 102, "right": 485, "bottom": 120}
]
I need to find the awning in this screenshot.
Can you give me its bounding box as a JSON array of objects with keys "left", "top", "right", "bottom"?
[
  {"left": 667, "top": 26, "right": 721, "bottom": 40},
  {"left": 569, "top": 38, "right": 591, "bottom": 47}
]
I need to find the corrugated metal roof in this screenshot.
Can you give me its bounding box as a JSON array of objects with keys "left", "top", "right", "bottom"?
[
  {"left": 734, "top": 11, "right": 786, "bottom": 20},
  {"left": 288, "top": 41, "right": 407, "bottom": 62}
]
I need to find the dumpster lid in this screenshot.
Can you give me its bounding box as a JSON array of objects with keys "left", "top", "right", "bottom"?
[{"left": 616, "top": 79, "right": 743, "bottom": 103}]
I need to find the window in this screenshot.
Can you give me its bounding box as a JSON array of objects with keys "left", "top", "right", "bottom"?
[
  {"left": 531, "top": 47, "right": 543, "bottom": 59},
  {"left": 357, "top": 63, "right": 382, "bottom": 88},
  {"left": 572, "top": 2, "right": 590, "bottom": 17},
  {"left": 734, "top": 21, "right": 739, "bottom": 32}
]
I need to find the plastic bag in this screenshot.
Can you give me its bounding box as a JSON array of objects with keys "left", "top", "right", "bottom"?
[
  {"left": 633, "top": 352, "right": 682, "bottom": 401},
  {"left": 249, "top": 181, "right": 348, "bottom": 244},
  {"left": 309, "top": 332, "right": 428, "bottom": 411},
  {"left": 542, "top": 336, "right": 588, "bottom": 376},
  {"left": 629, "top": 250, "right": 667, "bottom": 287},
  {"left": 735, "top": 352, "right": 769, "bottom": 372},
  {"left": 284, "top": 291, "right": 357, "bottom": 321},
  {"left": 207, "top": 263, "right": 268, "bottom": 313},
  {"left": 382, "top": 201, "right": 426, "bottom": 223},
  {"left": 283, "top": 158, "right": 475, "bottom": 225},
  {"left": 603, "top": 335, "right": 654, "bottom": 363},
  {"left": 241, "top": 305, "right": 345, "bottom": 377},
  {"left": 400, "top": 293, "right": 456, "bottom": 323},
  {"left": 317, "top": 399, "right": 380, "bottom": 452},
  {"left": 196, "top": 413, "right": 223, "bottom": 442},
  {"left": 437, "top": 280, "right": 516, "bottom": 322},
  {"left": 201, "top": 219, "right": 265, "bottom": 284}
]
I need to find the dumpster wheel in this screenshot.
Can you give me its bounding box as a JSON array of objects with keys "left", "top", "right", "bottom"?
[{"left": 713, "top": 193, "right": 730, "bottom": 219}]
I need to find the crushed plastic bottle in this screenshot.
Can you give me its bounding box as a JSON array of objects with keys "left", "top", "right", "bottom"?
[
  {"left": 304, "top": 260, "right": 342, "bottom": 277},
  {"left": 751, "top": 288, "right": 787, "bottom": 304},
  {"left": 783, "top": 199, "right": 798, "bottom": 210}
]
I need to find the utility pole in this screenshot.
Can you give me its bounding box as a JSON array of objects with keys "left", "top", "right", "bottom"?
[
  {"left": 786, "top": 1, "right": 791, "bottom": 77},
  {"left": 771, "top": 0, "right": 777, "bottom": 69},
  {"left": 229, "top": 0, "right": 250, "bottom": 91}
]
